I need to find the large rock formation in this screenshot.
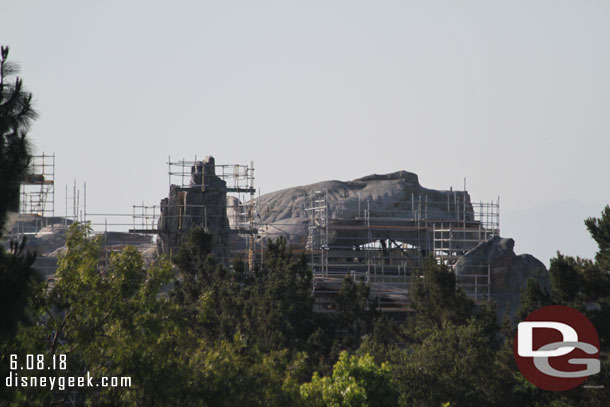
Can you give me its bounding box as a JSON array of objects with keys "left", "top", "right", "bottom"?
[
  {"left": 257, "top": 170, "right": 475, "bottom": 246},
  {"left": 1, "top": 218, "right": 156, "bottom": 279},
  {"left": 157, "top": 156, "right": 230, "bottom": 261},
  {"left": 455, "top": 236, "right": 549, "bottom": 317}
]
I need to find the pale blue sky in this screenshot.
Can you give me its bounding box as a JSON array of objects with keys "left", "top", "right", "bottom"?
[{"left": 1, "top": 1, "right": 608, "bottom": 262}]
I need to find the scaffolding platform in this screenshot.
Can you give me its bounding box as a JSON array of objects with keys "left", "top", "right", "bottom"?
[{"left": 305, "top": 189, "right": 499, "bottom": 306}]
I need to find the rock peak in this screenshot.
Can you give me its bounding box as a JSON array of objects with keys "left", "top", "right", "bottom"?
[{"left": 353, "top": 170, "right": 419, "bottom": 184}]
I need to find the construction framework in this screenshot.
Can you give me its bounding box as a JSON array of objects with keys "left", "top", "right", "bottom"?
[
  {"left": 6, "top": 153, "right": 500, "bottom": 313},
  {"left": 7, "top": 153, "right": 56, "bottom": 238},
  {"left": 164, "top": 156, "right": 258, "bottom": 268},
  {"left": 45, "top": 157, "right": 259, "bottom": 268},
  {"left": 305, "top": 190, "right": 499, "bottom": 311}
]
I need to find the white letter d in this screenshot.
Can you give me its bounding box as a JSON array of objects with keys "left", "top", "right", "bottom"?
[{"left": 518, "top": 321, "right": 577, "bottom": 357}]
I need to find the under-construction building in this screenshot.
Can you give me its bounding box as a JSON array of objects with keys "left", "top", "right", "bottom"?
[
  {"left": 6, "top": 153, "right": 501, "bottom": 313},
  {"left": 304, "top": 187, "right": 499, "bottom": 311},
  {"left": 154, "top": 155, "right": 257, "bottom": 266},
  {"left": 6, "top": 153, "right": 56, "bottom": 237}
]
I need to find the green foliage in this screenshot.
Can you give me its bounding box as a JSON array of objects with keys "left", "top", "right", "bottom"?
[
  {"left": 300, "top": 351, "right": 397, "bottom": 407},
  {"left": 169, "top": 229, "right": 374, "bottom": 374},
  {"left": 169, "top": 229, "right": 317, "bottom": 352},
  {"left": 0, "top": 241, "right": 43, "bottom": 406},
  {"left": 547, "top": 206, "right": 610, "bottom": 348},
  {"left": 549, "top": 254, "right": 584, "bottom": 305},
  {"left": 185, "top": 337, "right": 302, "bottom": 407},
  {"left": 409, "top": 259, "right": 474, "bottom": 328},
  {"left": 0, "top": 239, "right": 39, "bottom": 341},
  {"left": 391, "top": 318, "right": 504, "bottom": 407},
  {"left": 585, "top": 205, "right": 610, "bottom": 269},
  {"left": 169, "top": 226, "right": 240, "bottom": 339},
  {"left": 515, "top": 277, "right": 551, "bottom": 322},
  {"left": 0, "top": 45, "right": 40, "bottom": 339},
  {"left": 0, "top": 46, "right": 42, "bottom": 405},
  {"left": 5, "top": 204, "right": 610, "bottom": 406},
  {"left": 244, "top": 237, "right": 314, "bottom": 352},
  {"left": 321, "top": 276, "right": 379, "bottom": 362},
  {"left": 514, "top": 205, "right": 610, "bottom": 406},
  {"left": 0, "top": 45, "right": 37, "bottom": 232},
  {"left": 4, "top": 225, "right": 309, "bottom": 406},
  {"left": 26, "top": 224, "right": 184, "bottom": 406}
]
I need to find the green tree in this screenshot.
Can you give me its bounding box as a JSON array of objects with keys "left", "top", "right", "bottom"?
[
  {"left": 515, "top": 277, "right": 551, "bottom": 322},
  {"left": 549, "top": 254, "right": 584, "bottom": 305},
  {"left": 244, "top": 236, "right": 314, "bottom": 352},
  {"left": 169, "top": 226, "right": 242, "bottom": 340},
  {"left": 6, "top": 225, "right": 301, "bottom": 406},
  {"left": 0, "top": 239, "right": 39, "bottom": 341},
  {"left": 0, "top": 45, "right": 39, "bottom": 339},
  {"left": 507, "top": 206, "right": 610, "bottom": 406},
  {"left": 0, "top": 47, "right": 40, "bottom": 402},
  {"left": 300, "top": 351, "right": 398, "bottom": 407},
  {"left": 0, "top": 45, "right": 37, "bottom": 232},
  {"left": 408, "top": 259, "right": 474, "bottom": 328},
  {"left": 326, "top": 276, "right": 379, "bottom": 360},
  {"left": 547, "top": 206, "right": 610, "bottom": 348},
  {"left": 390, "top": 318, "right": 505, "bottom": 407},
  {"left": 4, "top": 225, "right": 185, "bottom": 405},
  {"left": 585, "top": 205, "right": 610, "bottom": 269}
]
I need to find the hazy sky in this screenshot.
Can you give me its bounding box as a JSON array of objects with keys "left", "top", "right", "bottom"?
[{"left": 2, "top": 1, "right": 608, "bottom": 261}]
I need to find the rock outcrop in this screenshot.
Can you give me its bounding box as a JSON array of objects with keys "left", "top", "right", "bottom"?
[
  {"left": 157, "top": 156, "right": 230, "bottom": 261},
  {"left": 257, "top": 170, "right": 474, "bottom": 246},
  {"left": 455, "top": 236, "right": 549, "bottom": 317}
]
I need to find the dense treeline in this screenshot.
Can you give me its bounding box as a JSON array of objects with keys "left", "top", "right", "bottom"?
[{"left": 1, "top": 208, "right": 609, "bottom": 406}]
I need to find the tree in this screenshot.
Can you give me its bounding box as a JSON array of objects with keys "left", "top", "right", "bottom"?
[
  {"left": 19, "top": 224, "right": 186, "bottom": 406},
  {"left": 6, "top": 224, "right": 305, "bottom": 406},
  {"left": 390, "top": 319, "right": 506, "bottom": 407},
  {"left": 170, "top": 229, "right": 317, "bottom": 352},
  {"left": 0, "top": 239, "right": 39, "bottom": 340},
  {"left": 548, "top": 206, "right": 610, "bottom": 348},
  {"left": 244, "top": 237, "right": 315, "bottom": 352},
  {"left": 169, "top": 226, "right": 239, "bottom": 339},
  {"left": 327, "top": 276, "right": 379, "bottom": 359},
  {"left": 515, "top": 277, "right": 551, "bottom": 322},
  {"left": 0, "top": 45, "right": 39, "bottom": 361},
  {"left": 408, "top": 258, "right": 475, "bottom": 330},
  {"left": 585, "top": 205, "right": 610, "bottom": 269},
  {"left": 0, "top": 45, "right": 37, "bottom": 233},
  {"left": 300, "top": 351, "right": 398, "bottom": 407},
  {"left": 549, "top": 254, "right": 584, "bottom": 306}
]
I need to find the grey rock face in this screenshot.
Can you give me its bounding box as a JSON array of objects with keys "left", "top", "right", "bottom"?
[
  {"left": 257, "top": 170, "right": 474, "bottom": 245},
  {"left": 157, "top": 156, "right": 230, "bottom": 261},
  {"left": 455, "top": 236, "right": 549, "bottom": 317}
]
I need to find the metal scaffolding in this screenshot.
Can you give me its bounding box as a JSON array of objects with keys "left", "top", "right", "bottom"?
[
  {"left": 304, "top": 189, "right": 500, "bottom": 310},
  {"left": 164, "top": 156, "right": 258, "bottom": 269},
  {"left": 8, "top": 153, "right": 56, "bottom": 238},
  {"left": 306, "top": 189, "right": 329, "bottom": 276},
  {"left": 57, "top": 156, "right": 258, "bottom": 271},
  {"left": 8, "top": 152, "right": 499, "bottom": 310}
]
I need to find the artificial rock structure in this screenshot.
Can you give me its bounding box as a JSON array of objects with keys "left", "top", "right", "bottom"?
[
  {"left": 157, "top": 156, "right": 230, "bottom": 261},
  {"left": 257, "top": 170, "right": 481, "bottom": 250},
  {"left": 4, "top": 152, "right": 549, "bottom": 315},
  {"left": 455, "top": 236, "right": 548, "bottom": 315}
]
